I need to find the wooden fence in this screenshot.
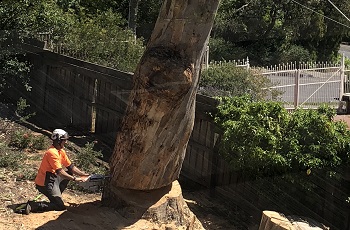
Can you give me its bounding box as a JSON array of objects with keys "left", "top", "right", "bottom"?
[{"left": 15, "top": 40, "right": 350, "bottom": 230}]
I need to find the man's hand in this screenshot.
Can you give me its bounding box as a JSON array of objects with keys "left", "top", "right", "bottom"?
[{"left": 75, "top": 175, "right": 90, "bottom": 182}]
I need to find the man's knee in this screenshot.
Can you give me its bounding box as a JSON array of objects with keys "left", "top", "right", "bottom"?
[{"left": 51, "top": 196, "right": 66, "bottom": 211}]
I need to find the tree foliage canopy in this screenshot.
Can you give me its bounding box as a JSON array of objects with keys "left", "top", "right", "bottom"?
[
  {"left": 212, "top": 0, "right": 350, "bottom": 64},
  {"left": 109, "top": 0, "right": 350, "bottom": 65}
]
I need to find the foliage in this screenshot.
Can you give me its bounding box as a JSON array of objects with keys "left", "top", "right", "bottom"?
[
  {"left": 9, "top": 130, "right": 32, "bottom": 149},
  {"left": 61, "top": 9, "right": 145, "bottom": 72},
  {"left": 0, "top": 145, "right": 25, "bottom": 168},
  {"left": 199, "top": 63, "right": 280, "bottom": 100},
  {"left": 57, "top": 0, "right": 120, "bottom": 17},
  {"left": 211, "top": 0, "right": 350, "bottom": 65},
  {"left": 30, "top": 135, "right": 47, "bottom": 151},
  {"left": 0, "top": 48, "right": 31, "bottom": 102},
  {"left": 15, "top": 168, "right": 38, "bottom": 181},
  {"left": 208, "top": 37, "right": 246, "bottom": 61},
  {"left": 213, "top": 96, "right": 350, "bottom": 178},
  {"left": 0, "top": 139, "right": 38, "bottom": 180},
  {"left": 68, "top": 141, "right": 108, "bottom": 192},
  {"left": 278, "top": 45, "right": 315, "bottom": 64},
  {"left": 15, "top": 97, "right": 36, "bottom": 122},
  {"left": 0, "top": 0, "right": 145, "bottom": 90},
  {"left": 73, "top": 142, "right": 106, "bottom": 175},
  {"left": 8, "top": 130, "right": 47, "bottom": 150},
  {"left": 0, "top": 0, "right": 54, "bottom": 101}
]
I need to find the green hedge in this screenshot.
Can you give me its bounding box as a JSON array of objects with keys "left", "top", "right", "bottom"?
[{"left": 213, "top": 95, "right": 350, "bottom": 177}]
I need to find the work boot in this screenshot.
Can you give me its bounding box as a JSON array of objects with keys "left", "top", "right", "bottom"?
[
  {"left": 24, "top": 201, "right": 31, "bottom": 215},
  {"left": 24, "top": 201, "right": 41, "bottom": 214}
]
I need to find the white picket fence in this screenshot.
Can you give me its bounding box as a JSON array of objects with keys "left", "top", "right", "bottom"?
[{"left": 206, "top": 55, "right": 350, "bottom": 111}]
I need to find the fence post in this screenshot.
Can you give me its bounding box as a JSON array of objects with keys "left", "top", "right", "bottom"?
[
  {"left": 294, "top": 69, "right": 300, "bottom": 109},
  {"left": 210, "top": 129, "right": 222, "bottom": 197},
  {"left": 91, "top": 79, "right": 98, "bottom": 133},
  {"left": 340, "top": 53, "right": 345, "bottom": 100}
]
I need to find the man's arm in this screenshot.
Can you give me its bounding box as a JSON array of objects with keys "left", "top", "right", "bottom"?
[
  {"left": 56, "top": 168, "right": 75, "bottom": 181},
  {"left": 57, "top": 166, "right": 89, "bottom": 182},
  {"left": 71, "top": 165, "right": 89, "bottom": 177}
]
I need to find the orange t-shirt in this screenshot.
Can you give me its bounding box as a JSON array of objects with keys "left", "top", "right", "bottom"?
[{"left": 35, "top": 146, "right": 72, "bottom": 186}]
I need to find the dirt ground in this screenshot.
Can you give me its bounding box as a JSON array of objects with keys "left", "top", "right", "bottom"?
[
  {"left": 333, "top": 114, "right": 350, "bottom": 127},
  {"left": 0, "top": 157, "right": 238, "bottom": 230}
]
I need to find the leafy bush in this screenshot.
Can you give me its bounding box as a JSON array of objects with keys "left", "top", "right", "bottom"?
[
  {"left": 73, "top": 142, "right": 106, "bottom": 175},
  {"left": 8, "top": 130, "right": 47, "bottom": 150},
  {"left": 278, "top": 45, "right": 315, "bottom": 64},
  {"left": 9, "top": 130, "right": 32, "bottom": 149},
  {"left": 213, "top": 95, "right": 350, "bottom": 177},
  {"left": 208, "top": 37, "right": 246, "bottom": 61},
  {"left": 30, "top": 135, "right": 47, "bottom": 150},
  {"left": 15, "top": 97, "right": 36, "bottom": 122},
  {"left": 199, "top": 62, "right": 280, "bottom": 100},
  {"left": 15, "top": 168, "right": 37, "bottom": 181},
  {"left": 68, "top": 141, "right": 108, "bottom": 192},
  {"left": 0, "top": 1, "right": 41, "bottom": 101},
  {"left": 0, "top": 147, "right": 26, "bottom": 168},
  {"left": 58, "top": 9, "right": 145, "bottom": 72}
]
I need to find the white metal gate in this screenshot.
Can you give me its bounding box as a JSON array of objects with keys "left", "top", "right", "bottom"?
[{"left": 256, "top": 56, "right": 347, "bottom": 111}]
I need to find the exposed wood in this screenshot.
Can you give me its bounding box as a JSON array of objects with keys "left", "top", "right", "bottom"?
[
  {"left": 102, "top": 180, "right": 204, "bottom": 229},
  {"left": 258, "top": 210, "right": 329, "bottom": 230},
  {"left": 258, "top": 211, "right": 294, "bottom": 230},
  {"left": 109, "top": 0, "right": 220, "bottom": 191}
]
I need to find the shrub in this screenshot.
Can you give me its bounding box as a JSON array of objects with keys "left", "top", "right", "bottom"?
[
  {"left": 278, "top": 45, "right": 315, "bottom": 64},
  {"left": 15, "top": 97, "right": 36, "bottom": 122},
  {"left": 208, "top": 37, "right": 246, "bottom": 61},
  {"left": 8, "top": 129, "right": 48, "bottom": 150},
  {"left": 73, "top": 142, "right": 106, "bottom": 175},
  {"left": 213, "top": 96, "right": 350, "bottom": 178},
  {"left": 60, "top": 9, "right": 145, "bottom": 72},
  {"left": 9, "top": 130, "right": 32, "bottom": 149},
  {"left": 199, "top": 62, "right": 281, "bottom": 100},
  {"left": 30, "top": 135, "right": 47, "bottom": 150},
  {"left": 15, "top": 168, "right": 37, "bottom": 181},
  {"left": 68, "top": 141, "right": 108, "bottom": 192},
  {"left": 0, "top": 147, "right": 26, "bottom": 168}
]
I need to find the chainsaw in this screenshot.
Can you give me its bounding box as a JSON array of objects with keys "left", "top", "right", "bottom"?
[{"left": 80, "top": 174, "right": 110, "bottom": 192}]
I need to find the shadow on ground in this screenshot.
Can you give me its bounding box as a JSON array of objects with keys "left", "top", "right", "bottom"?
[{"left": 35, "top": 201, "right": 134, "bottom": 230}]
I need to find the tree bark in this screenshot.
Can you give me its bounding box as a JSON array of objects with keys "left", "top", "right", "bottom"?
[{"left": 109, "top": 0, "right": 219, "bottom": 191}]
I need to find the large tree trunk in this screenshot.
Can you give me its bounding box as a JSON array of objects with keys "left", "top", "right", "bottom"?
[
  {"left": 109, "top": 0, "right": 219, "bottom": 190},
  {"left": 103, "top": 1, "right": 219, "bottom": 228}
]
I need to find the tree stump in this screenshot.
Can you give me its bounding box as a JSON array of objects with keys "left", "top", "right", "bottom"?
[
  {"left": 258, "top": 211, "right": 294, "bottom": 230},
  {"left": 258, "top": 210, "right": 329, "bottom": 230},
  {"left": 102, "top": 180, "right": 204, "bottom": 230}
]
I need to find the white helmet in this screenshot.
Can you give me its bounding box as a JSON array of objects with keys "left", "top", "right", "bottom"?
[{"left": 51, "top": 129, "right": 69, "bottom": 141}]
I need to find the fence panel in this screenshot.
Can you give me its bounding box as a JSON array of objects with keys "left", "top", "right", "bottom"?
[
  {"left": 94, "top": 76, "right": 131, "bottom": 144},
  {"left": 181, "top": 95, "right": 219, "bottom": 187}
]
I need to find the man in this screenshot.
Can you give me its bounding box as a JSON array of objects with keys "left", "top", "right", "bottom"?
[{"left": 25, "top": 129, "right": 90, "bottom": 214}]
